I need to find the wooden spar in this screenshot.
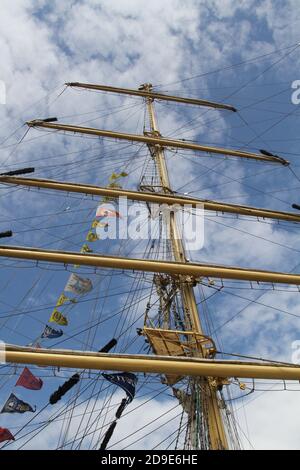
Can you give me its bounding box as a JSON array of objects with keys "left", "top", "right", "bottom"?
[
  {"left": 0, "top": 245, "right": 300, "bottom": 285},
  {"left": 5, "top": 345, "right": 300, "bottom": 381},
  {"left": 26, "top": 120, "right": 289, "bottom": 165},
  {"left": 1, "top": 175, "right": 300, "bottom": 223},
  {"left": 65, "top": 81, "right": 237, "bottom": 112}
]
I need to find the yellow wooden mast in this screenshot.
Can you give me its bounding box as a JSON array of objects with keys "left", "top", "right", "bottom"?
[{"left": 142, "top": 83, "right": 228, "bottom": 449}]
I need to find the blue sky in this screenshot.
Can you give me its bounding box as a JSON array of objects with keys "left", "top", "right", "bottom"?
[{"left": 0, "top": 0, "right": 300, "bottom": 449}]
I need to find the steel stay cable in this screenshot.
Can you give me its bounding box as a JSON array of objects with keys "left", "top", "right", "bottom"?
[
  {"left": 174, "top": 150, "right": 295, "bottom": 207},
  {"left": 203, "top": 282, "right": 300, "bottom": 322},
  {"left": 154, "top": 42, "right": 300, "bottom": 88},
  {"left": 58, "top": 386, "right": 174, "bottom": 450}
]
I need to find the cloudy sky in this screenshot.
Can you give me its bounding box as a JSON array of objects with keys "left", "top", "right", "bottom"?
[{"left": 0, "top": 0, "right": 300, "bottom": 450}]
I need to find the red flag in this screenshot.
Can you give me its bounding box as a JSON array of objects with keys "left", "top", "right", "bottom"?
[
  {"left": 15, "top": 367, "right": 43, "bottom": 391},
  {"left": 0, "top": 427, "right": 15, "bottom": 443}
]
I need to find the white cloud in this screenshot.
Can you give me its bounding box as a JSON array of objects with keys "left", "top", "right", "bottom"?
[
  {"left": 236, "top": 389, "right": 300, "bottom": 449},
  {"left": 0, "top": 0, "right": 300, "bottom": 451},
  {"left": 1, "top": 392, "right": 181, "bottom": 450}
]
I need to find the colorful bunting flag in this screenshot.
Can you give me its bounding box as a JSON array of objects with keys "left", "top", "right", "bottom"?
[
  {"left": 80, "top": 244, "right": 93, "bottom": 253},
  {"left": 49, "top": 309, "right": 68, "bottom": 326},
  {"left": 109, "top": 171, "right": 128, "bottom": 181},
  {"left": 96, "top": 205, "right": 120, "bottom": 218},
  {"left": 56, "top": 293, "right": 69, "bottom": 307},
  {"left": 65, "top": 273, "right": 93, "bottom": 295},
  {"left": 0, "top": 427, "right": 15, "bottom": 443},
  {"left": 86, "top": 230, "right": 98, "bottom": 242},
  {"left": 100, "top": 371, "right": 137, "bottom": 450},
  {"left": 109, "top": 172, "right": 118, "bottom": 181},
  {"left": 15, "top": 367, "right": 43, "bottom": 391},
  {"left": 102, "top": 171, "right": 127, "bottom": 203},
  {"left": 102, "top": 372, "right": 137, "bottom": 403},
  {"left": 1, "top": 393, "right": 35, "bottom": 414},
  {"left": 41, "top": 325, "right": 63, "bottom": 339},
  {"left": 92, "top": 220, "right": 109, "bottom": 229}
]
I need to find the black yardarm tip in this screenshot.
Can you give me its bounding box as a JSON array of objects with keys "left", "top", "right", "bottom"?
[{"left": 0, "top": 167, "right": 35, "bottom": 177}]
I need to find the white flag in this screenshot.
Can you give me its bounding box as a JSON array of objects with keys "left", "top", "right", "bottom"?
[{"left": 65, "top": 273, "right": 93, "bottom": 295}]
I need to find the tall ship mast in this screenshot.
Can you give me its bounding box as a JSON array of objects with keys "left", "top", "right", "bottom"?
[{"left": 0, "top": 80, "right": 300, "bottom": 450}]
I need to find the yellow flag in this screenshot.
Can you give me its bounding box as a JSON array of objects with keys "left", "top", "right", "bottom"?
[
  {"left": 56, "top": 293, "right": 69, "bottom": 307},
  {"left": 109, "top": 172, "right": 118, "bottom": 182},
  {"left": 92, "top": 220, "right": 109, "bottom": 229},
  {"left": 49, "top": 309, "right": 68, "bottom": 326},
  {"left": 81, "top": 244, "right": 93, "bottom": 253},
  {"left": 86, "top": 231, "right": 98, "bottom": 242},
  {"left": 109, "top": 171, "right": 128, "bottom": 182}
]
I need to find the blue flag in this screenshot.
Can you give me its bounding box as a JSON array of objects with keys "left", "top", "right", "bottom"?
[
  {"left": 41, "top": 325, "right": 63, "bottom": 339},
  {"left": 102, "top": 372, "right": 137, "bottom": 402},
  {"left": 1, "top": 393, "right": 35, "bottom": 414}
]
